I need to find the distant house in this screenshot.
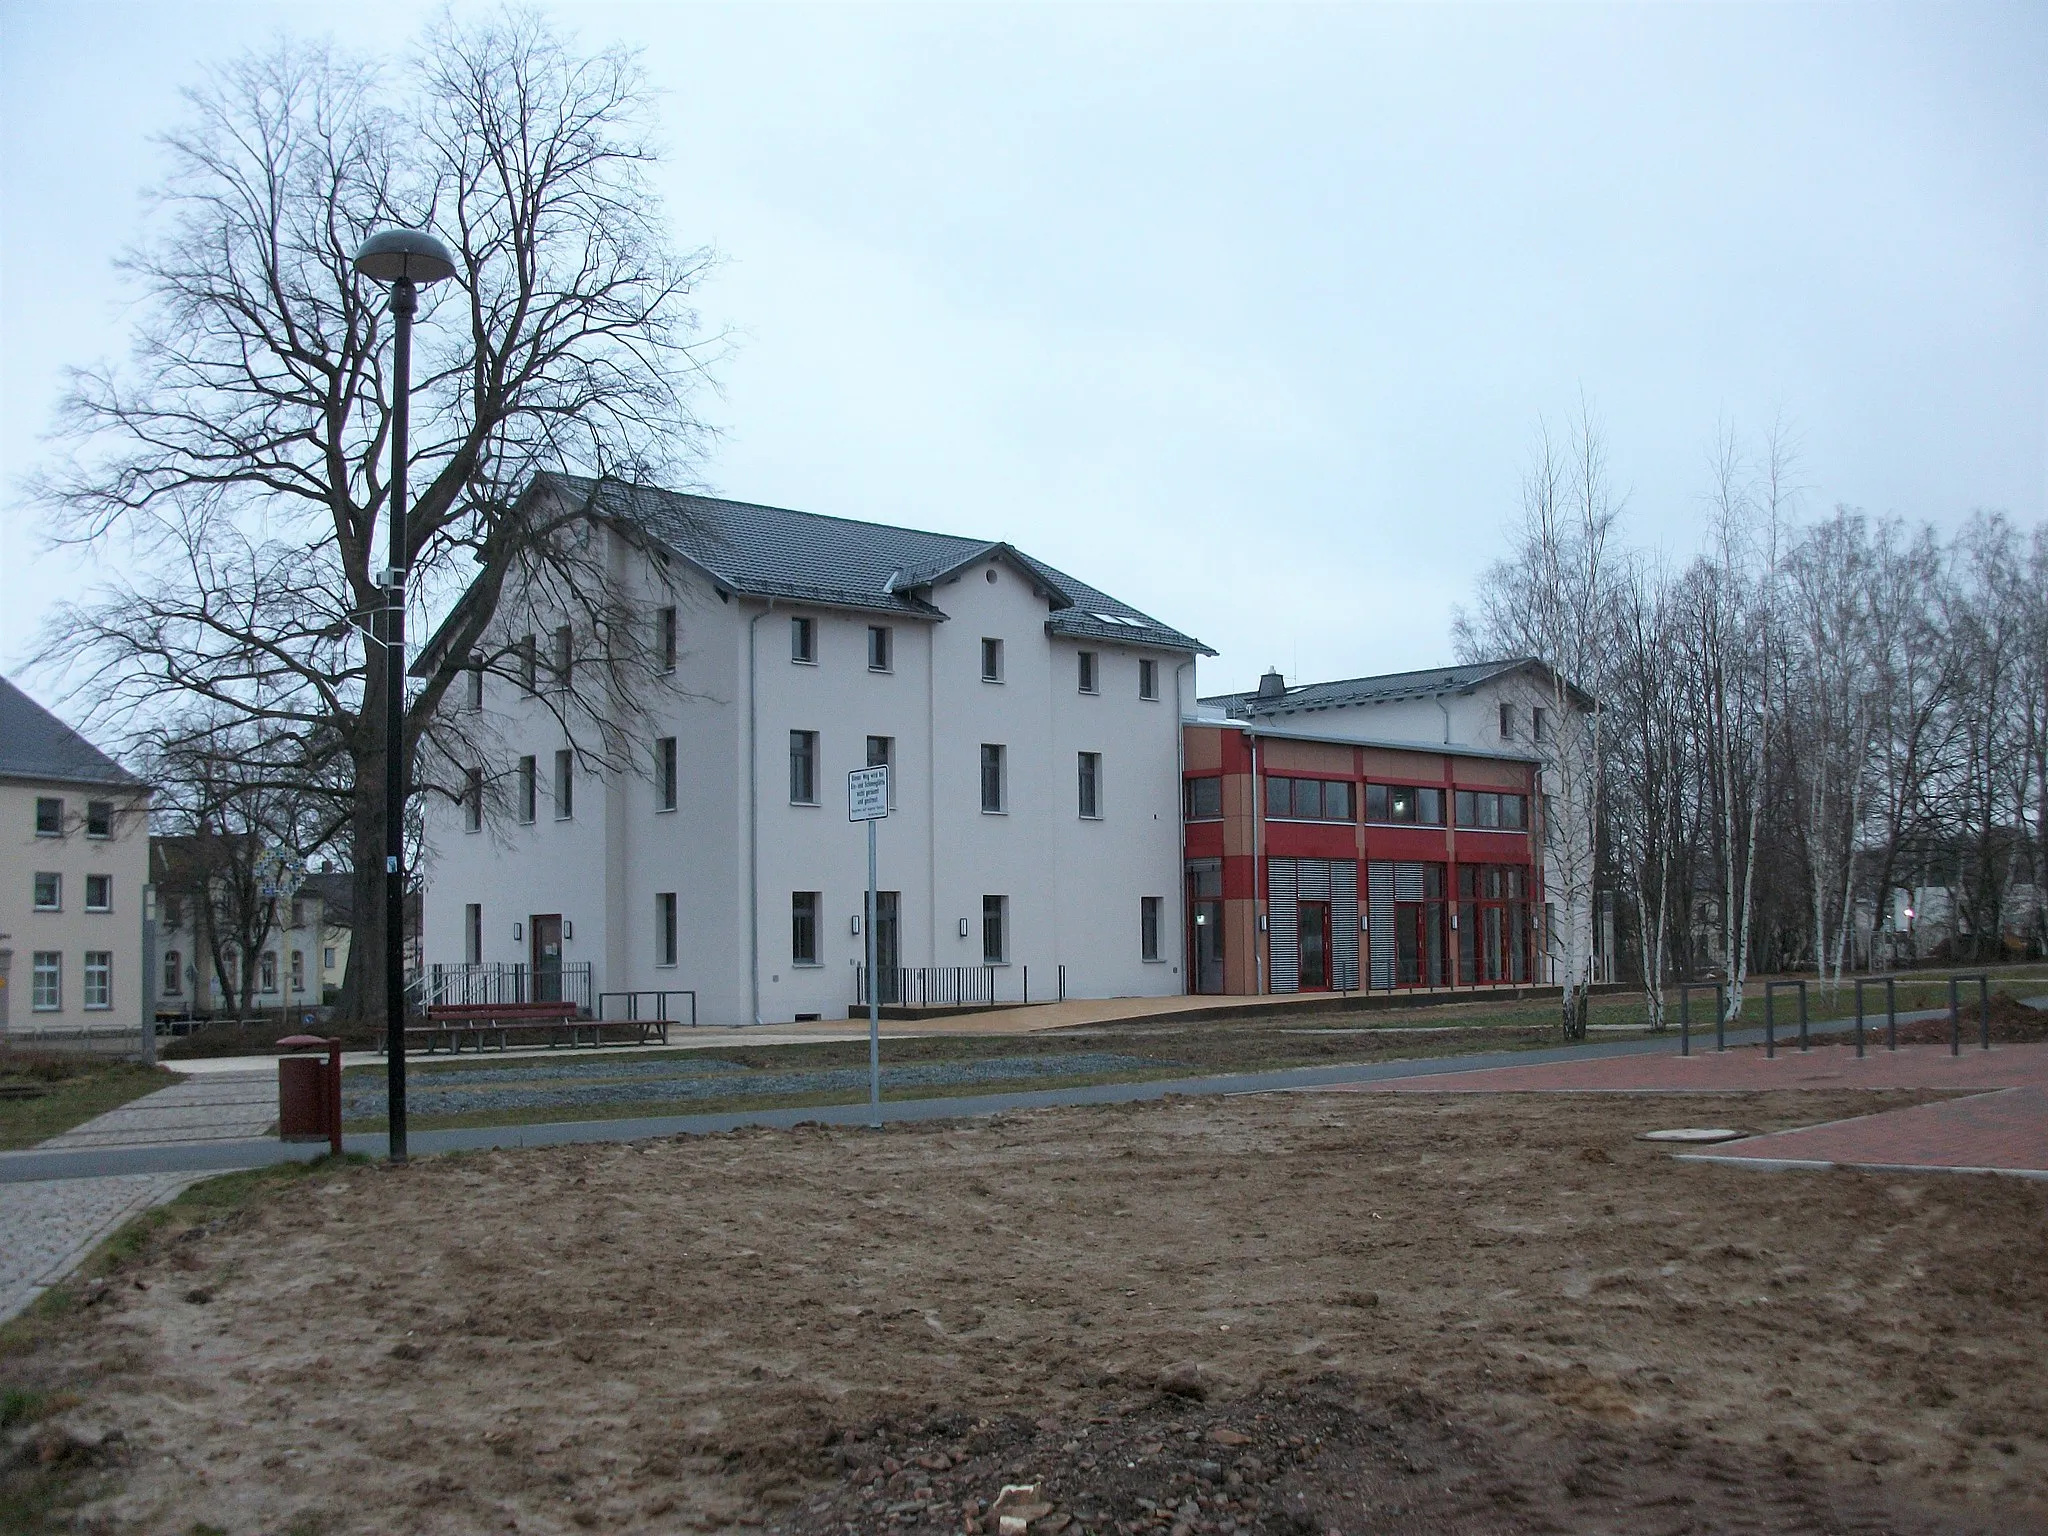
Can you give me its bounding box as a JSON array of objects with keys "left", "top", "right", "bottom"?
[
  {"left": 0, "top": 676, "right": 153, "bottom": 1037},
  {"left": 151, "top": 840, "right": 355, "bottom": 1018}
]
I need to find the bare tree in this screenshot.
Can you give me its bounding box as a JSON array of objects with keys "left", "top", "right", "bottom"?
[
  {"left": 1605, "top": 557, "right": 1686, "bottom": 1028},
  {"left": 1456, "top": 400, "right": 1615, "bottom": 1039},
  {"left": 34, "top": 13, "right": 719, "bottom": 1026}
]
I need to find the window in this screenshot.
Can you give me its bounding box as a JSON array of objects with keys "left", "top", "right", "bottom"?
[
  {"left": 657, "top": 606, "right": 678, "bottom": 673},
  {"left": 1533, "top": 707, "right": 1550, "bottom": 743},
  {"left": 1185, "top": 777, "right": 1223, "bottom": 820},
  {"left": 163, "top": 950, "right": 183, "bottom": 996},
  {"left": 33, "top": 872, "right": 60, "bottom": 911},
  {"left": 791, "top": 616, "right": 816, "bottom": 664},
  {"left": 980, "top": 637, "right": 1004, "bottom": 682},
  {"left": 553, "top": 749, "right": 575, "bottom": 819},
  {"left": 980, "top": 744, "right": 1007, "bottom": 813},
  {"left": 517, "top": 755, "right": 538, "bottom": 824},
  {"left": 1141, "top": 896, "right": 1163, "bottom": 962},
  {"left": 867, "top": 625, "right": 893, "bottom": 673},
  {"left": 1077, "top": 752, "right": 1102, "bottom": 819},
  {"left": 36, "top": 797, "right": 62, "bottom": 837},
  {"left": 791, "top": 891, "right": 820, "bottom": 964},
  {"left": 1139, "top": 659, "right": 1159, "bottom": 701},
  {"left": 86, "top": 800, "right": 113, "bottom": 838},
  {"left": 84, "top": 952, "right": 111, "bottom": 1010},
  {"left": 32, "top": 952, "right": 61, "bottom": 1011},
  {"left": 464, "top": 664, "right": 485, "bottom": 711},
  {"left": 656, "top": 737, "right": 678, "bottom": 811},
  {"left": 465, "top": 903, "right": 483, "bottom": 966},
  {"left": 1456, "top": 864, "right": 1533, "bottom": 984},
  {"left": 866, "top": 735, "right": 895, "bottom": 805},
  {"left": 1498, "top": 702, "right": 1515, "bottom": 739},
  {"left": 1078, "top": 650, "right": 1099, "bottom": 694},
  {"left": 85, "top": 874, "right": 111, "bottom": 912},
  {"left": 1265, "top": 778, "right": 1355, "bottom": 822},
  {"left": 656, "top": 892, "right": 677, "bottom": 966},
  {"left": 162, "top": 895, "right": 182, "bottom": 929},
  {"left": 464, "top": 767, "right": 484, "bottom": 832},
  {"left": 1457, "top": 791, "right": 1528, "bottom": 830},
  {"left": 290, "top": 950, "right": 305, "bottom": 992},
  {"left": 519, "top": 633, "right": 538, "bottom": 694},
  {"left": 1365, "top": 783, "right": 1442, "bottom": 825},
  {"left": 290, "top": 898, "right": 307, "bottom": 929},
  {"left": 982, "top": 895, "right": 1008, "bottom": 963},
  {"left": 551, "top": 625, "right": 573, "bottom": 688},
  {"left": 789, "top": 730, "right": 819, "bottom": 803},
  {"left": 259, "top": 952, "right": 278, "bottom": 993},
  {"left": 323, "top": 946, "right": 336, "bottom": 971}
]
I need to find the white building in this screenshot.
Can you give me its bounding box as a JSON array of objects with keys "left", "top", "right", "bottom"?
[
  {"left": 415, "top": 475, "right": 1212, "bottom": 1025},
  {"left": 0, "top": 676, "right": 153, "bottom": 1037}
]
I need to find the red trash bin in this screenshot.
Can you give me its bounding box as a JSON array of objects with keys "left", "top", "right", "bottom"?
[{"left": 276, "top": 1034, "right": 343, "bottom": 1155}]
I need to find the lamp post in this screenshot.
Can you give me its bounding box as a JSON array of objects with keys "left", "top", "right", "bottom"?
[{"left": 352, "top": 228, "right": 456, "bottom": 1164}]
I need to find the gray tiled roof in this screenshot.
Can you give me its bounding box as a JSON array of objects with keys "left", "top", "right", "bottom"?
[
  {"left": 1203, "top": 659, "right": 1553, "bottom": 718},
  {"left": 549, "top": 473, "right": 1213, "bottom": 656},
  {"left": 0, "top": 675, "right": 143, "bottom": 788}
]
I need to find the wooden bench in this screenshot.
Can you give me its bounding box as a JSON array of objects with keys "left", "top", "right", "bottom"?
[{"left": 405, "top": 1002, "right": 669, "bottom": 1054}]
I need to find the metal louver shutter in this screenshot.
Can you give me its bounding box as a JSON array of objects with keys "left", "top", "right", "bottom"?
[
  {"left": 1368, "top": 862, "right": 1396, "bottom": 989},
  {"left": 1269, "top": 859, "right": 1299, "bottom": 992},
  {"left": 1333, "top": 861, "right": 1360, "bottom": 990}
]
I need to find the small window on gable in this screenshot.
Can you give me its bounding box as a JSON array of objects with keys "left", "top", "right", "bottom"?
[
  {"left": 657, "top": 607, "right": 678, "bottom": 673},
  {"left": 519, "top": 634, "right": 539, "bottom": 694},
  {"left": 867, "top": 625, "right": 893, "bottom": 673},
  {"left": 464, "top": 665, "right": 485, "bottom": 711},
  {"left": 1499, "top": 701, "right": 1514, "bottom": 739},
  {"left": 1078, "top": 651, "right": 1098, "bottom": 694},
  {"left": 1533, "top": 706, "right": 1550, "bottom": 742},
  {"left": 981, "top": 638, "right": 1004, "bottom": 683},
  {"left": 791, "top": 616, "right": 816, "bottom": 664},
  {"left": 552, "top": 625, "right": 573, "bottom": 687},
  {"left": 1139, "top": 659, "right": 1159, "bottom": 701}
]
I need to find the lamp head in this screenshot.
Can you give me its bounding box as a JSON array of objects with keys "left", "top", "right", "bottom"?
[{"left": 353, "top": 228, "right": 457, "bottom": 286}]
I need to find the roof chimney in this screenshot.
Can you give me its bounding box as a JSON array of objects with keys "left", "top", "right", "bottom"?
[{"left": 1256, "top": 668, "right": 1286, "bottom": 700}]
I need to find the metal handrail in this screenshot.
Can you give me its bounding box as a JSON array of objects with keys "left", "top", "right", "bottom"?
[
  {"left": 1763, "top": 978, "right": 1809, "bottom": 1058},
  {"left": 596, "top": 989, "right": 698, "bottom": 1028},
  {"left": 1949, "top": 972, "right": 1991, "bottom": 1054}
]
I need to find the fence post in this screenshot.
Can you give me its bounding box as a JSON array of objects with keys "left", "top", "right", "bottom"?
[
  {"left": 1679, "top": 984, "right": 1690, "bottom": 1057},
  {"left": 1978, "top": 974, "right": 1991, "bottom": 1051},
  {"left": 1948, "top": 976, "right": 1960, "bottom": 1056},
  {"left": 1797, "top": 979, "right": 1809, "bottom": 1052},
  {"left": 1765, "top": 984, "right": 1776, "bottom": 1058},
  {"left": 1715, "top": 984, "right": 1726, "bottom": 1053}
]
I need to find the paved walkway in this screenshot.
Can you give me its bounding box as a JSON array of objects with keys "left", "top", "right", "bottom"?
[
  {"left": 1334, "top": 1040, "right": 2048, "bottom": 1179},
  {"left": 0, "top": 1173, "right": 197, "bottom": 1323},
  {"left": 38, "top": 1071, "right": 276, "bottom": 1148}
]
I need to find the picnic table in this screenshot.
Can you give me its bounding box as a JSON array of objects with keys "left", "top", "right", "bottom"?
[{"left": 405, "top": 1002, "right": 669, "bottom": 1054}]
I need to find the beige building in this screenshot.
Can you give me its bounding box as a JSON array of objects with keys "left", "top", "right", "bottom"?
[
  {"left": 0, "top": 677, "right": 152, "bottom": 1037},
  {"left": 151, "top": 852, "right": 354, "bottom": 1018}
]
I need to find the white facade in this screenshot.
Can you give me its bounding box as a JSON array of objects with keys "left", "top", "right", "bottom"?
[{"left": 420, "top": 511, "right": 1201, "bottom": 1025}]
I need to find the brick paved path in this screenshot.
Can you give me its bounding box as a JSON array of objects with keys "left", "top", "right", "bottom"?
[
  {"left": 1339, "top": 1041, "right": 2048, "bottom": 1177},
  {"left": 0, "top": 1173, "right": 196, "bottom": 1323},
  {"left": 37, "top": 1071, "right": 276, "bottom": 1149}
]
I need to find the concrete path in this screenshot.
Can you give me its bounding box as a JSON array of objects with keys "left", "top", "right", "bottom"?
[
  {"left": 37, "top": 1071, "right": 276, "bottom": 1149},
  {"left": 0, "top": 1173, "right": 197, "bottom": 1323}
]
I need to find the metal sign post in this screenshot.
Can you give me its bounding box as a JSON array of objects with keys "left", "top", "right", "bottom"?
[{"left": 848, "top": 766, "right": 890, "bottom": 1127}]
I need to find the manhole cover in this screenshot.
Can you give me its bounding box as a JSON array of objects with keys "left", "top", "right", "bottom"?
[{"left": 1638, "top": 1127, "right": 1747, "bottom": 1144}]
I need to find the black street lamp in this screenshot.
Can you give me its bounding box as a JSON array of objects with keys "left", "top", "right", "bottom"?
[{"left": 353, "top": 227, "right": 457, "bottom": 1164}]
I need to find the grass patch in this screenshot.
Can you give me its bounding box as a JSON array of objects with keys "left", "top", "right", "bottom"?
[{"left": 0, "top": 1050, "right": 173, "bottom": 1151}]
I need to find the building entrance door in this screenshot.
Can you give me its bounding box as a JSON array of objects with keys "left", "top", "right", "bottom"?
[
  {"left": 1298, "top": 901, "right": 1331, "bottom": 990},
  {"left": 530, "top": 915, "right": 563, "bottom": 1002},
  {"left": 1191, "top": 903, "right": 1225, "bottom": 993},
  {"left": 873, "top": 892, "right": 901, "bottom": 1003}
]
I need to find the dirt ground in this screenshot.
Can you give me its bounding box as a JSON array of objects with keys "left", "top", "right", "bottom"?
[{"left": 7, "top": 1086, "right": 2047, "bottom": 1535}]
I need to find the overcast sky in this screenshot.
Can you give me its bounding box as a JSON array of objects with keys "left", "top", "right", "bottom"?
[{"left": 2, "top": 1, "right": 2043, "bottom": 708}]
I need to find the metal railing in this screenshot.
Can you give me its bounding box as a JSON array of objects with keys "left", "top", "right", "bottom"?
[
  {"left": 597, "top": 990, "right": 698, "bottom": 1028},
  {"left": 1763, "top": 978, "right": 1810, "bottom": 1057},
  {"left": 1853, "top": 975, "right": 1899, "bottom": 1056},
  {"left": 1949, "top": 972, "right": 1992, "bottom": 1055},
  {"left": 854, "top": 965, "right": 1059, "bottom": 1009},
  {"left": 1676, "top": 982, "right": 1728, "bottom": 1056},
  {"left": 419, "top": 962, "right": 593, "bottom": 1013}
]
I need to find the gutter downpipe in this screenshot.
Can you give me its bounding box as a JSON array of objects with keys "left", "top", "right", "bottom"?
[
  {"left": 1250, "top": 729, "right": 1266, "bottom": 995},
  {"left": 1173, "top": 660, "right": 1193, "bottom": 993},
  {"left": 747, "top": 599, "right": 777, "bottom": 1026},
  {"left": 1437, "top": 699, "right": 1452, "bottom": 745}
]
